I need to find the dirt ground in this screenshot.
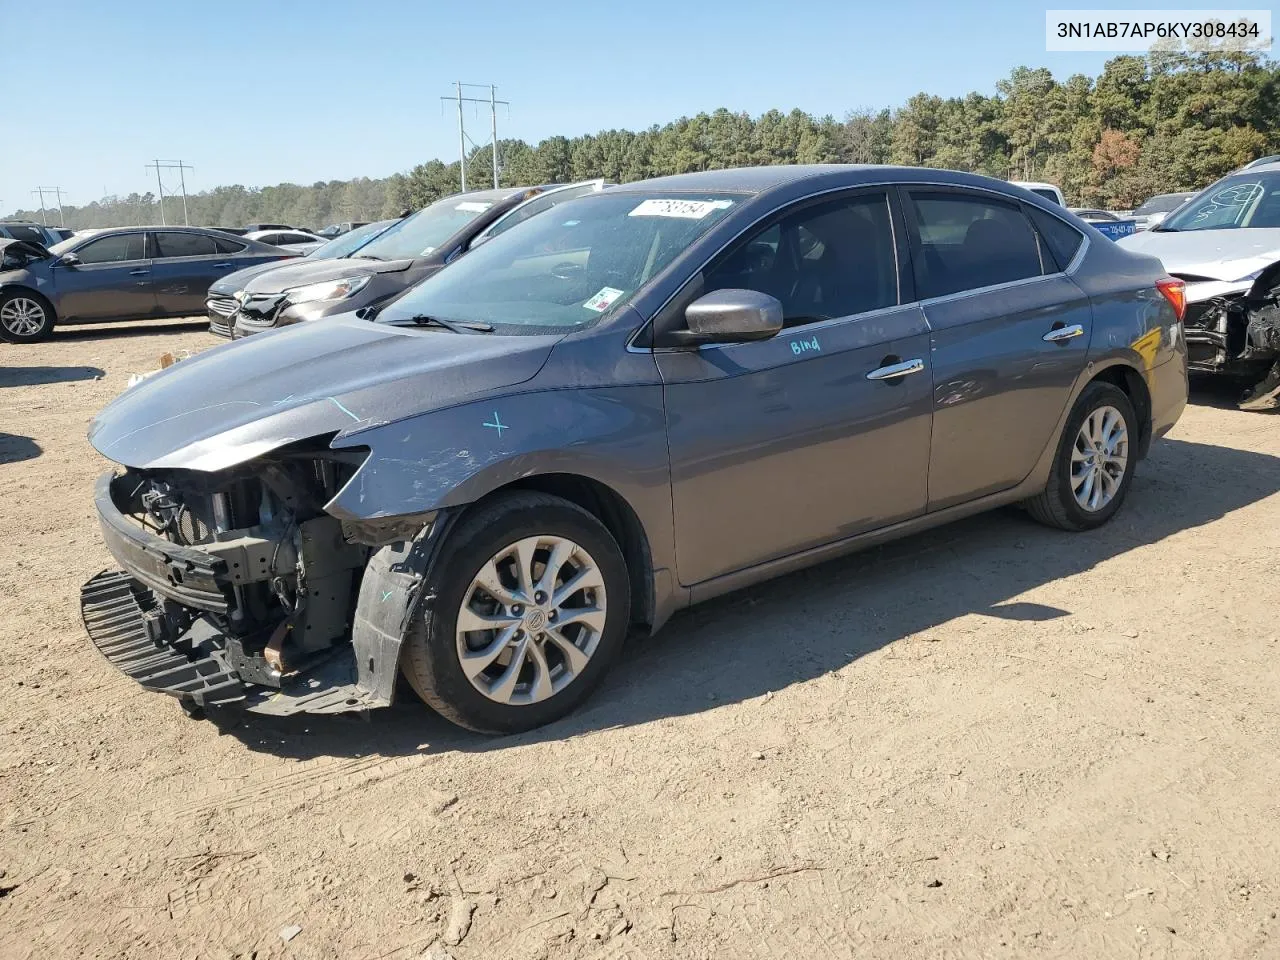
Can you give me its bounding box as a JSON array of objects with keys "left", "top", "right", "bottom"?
[{"left": 2, "top": 319, "right": 1279, "bottom": 960}]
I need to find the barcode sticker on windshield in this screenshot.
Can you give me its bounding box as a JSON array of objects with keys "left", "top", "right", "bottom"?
[
  {"left": 628, "top": 199, "right": 733, "bottom": 219},
  {"left": 584, "top": 287, "right": 625, "bottom": 312},
  {"left": 456, "top": 201, "right": 492, "bottom": 212}
]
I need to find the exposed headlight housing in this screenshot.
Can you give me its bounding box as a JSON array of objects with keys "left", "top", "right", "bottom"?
[{"left": 283, "top": 274, "right": 371, "bottom": 305}]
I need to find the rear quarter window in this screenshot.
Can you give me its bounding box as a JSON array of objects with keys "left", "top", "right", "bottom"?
[{"left": 1026, "top": 207, "right": 1085, "bottom": 271}]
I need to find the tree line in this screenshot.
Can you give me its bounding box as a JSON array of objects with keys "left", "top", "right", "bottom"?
[{"left": 8, "top": 49, "right": 1277, "bottom": 231}]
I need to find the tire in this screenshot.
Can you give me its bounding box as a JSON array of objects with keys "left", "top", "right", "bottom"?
[
  {"left": 1025, "top": 381, "right": 1138, "bottom": 531},
  {"left": 0, "top": 290, "right": 55, "bottom": 343},
  {"left": 401, "top": 492, "right": 631, "bottom": 734}
]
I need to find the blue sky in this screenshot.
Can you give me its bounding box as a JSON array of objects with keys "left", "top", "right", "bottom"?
[{"left": 3, "top": 0, "right": 1139, "bottom": 215}]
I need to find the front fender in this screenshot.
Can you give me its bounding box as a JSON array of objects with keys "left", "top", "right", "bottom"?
[{"left": 325, "top": 384, "right": 673, "bottom": 556}]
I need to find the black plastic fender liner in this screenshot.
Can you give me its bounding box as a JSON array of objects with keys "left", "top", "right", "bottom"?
[{"left": 348, "top": 511, "right": 460, "bottom": 706}]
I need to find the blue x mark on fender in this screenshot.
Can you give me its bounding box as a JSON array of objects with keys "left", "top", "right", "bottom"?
[{"left": 483, "top": 411, "right": 508, "bottom": 437}]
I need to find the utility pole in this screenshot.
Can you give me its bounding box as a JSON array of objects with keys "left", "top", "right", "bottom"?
[
  {"left": 144, "top": 160, "right": 194, "bottom": 225},
  {"left": 38, "top": 187, "right": 67, "bottom": 226},
  {"left": 146, "top": 159, "right": 166, "bottom": 225},
  {"left": 30, "top": 189, "right": 47, "bottom": 224},
  {"left": 441, "top": 83, "right": 510, "bottom": 192}
]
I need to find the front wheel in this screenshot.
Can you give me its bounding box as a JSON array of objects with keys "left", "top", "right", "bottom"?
[
  {"left": 1025, "top": 381, "right": 1137, "bottom": 531},
  {"left": 401, "top": 492, "right": 631, "bottom": 734},
  {"left": 0, "top": 291, "right": 55, "bottom": 343}
]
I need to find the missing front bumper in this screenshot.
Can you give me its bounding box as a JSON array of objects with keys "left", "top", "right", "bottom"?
[{"left": 80, "top": 569, "right": 389, "bottom": 716}]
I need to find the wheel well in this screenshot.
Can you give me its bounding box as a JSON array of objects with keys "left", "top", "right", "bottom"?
[
  {"left": 1090, "top": 364, "right": 1152, "bottom": 457},
  {"left": 475, "top": 474, "right": 655, "bottom": 631},
  {"left": 0, "top": 285, "right": 56, "bottom": 318}
]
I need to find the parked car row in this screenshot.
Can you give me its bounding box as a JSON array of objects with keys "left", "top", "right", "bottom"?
[
  {"left": 79, "top": 164, "right": 1189, "bottom": 736},
  {"left": 216, "top": 180, "right": 608, "bottom": 338},
  {"left": 0, "top": 227, "right": 294, "bottom": 341}
]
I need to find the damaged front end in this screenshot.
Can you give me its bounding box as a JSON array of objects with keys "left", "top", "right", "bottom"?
[
  {"left": 80, "top": 439, "right": 442, "bottom": 716},
  {"left": 1179, "top": 266, "right": 1280, "bottom": 411}
]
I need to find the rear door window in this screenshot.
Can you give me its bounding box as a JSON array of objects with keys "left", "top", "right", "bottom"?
[
  {"left": 154, "top": 232, "right": 218, "bottom": 258},
  {"left": 906, "top": 192, "right": 1048, "bottom": 299},
  {"left": 76, "top": 233, "right": 146, "bottom": 263}
]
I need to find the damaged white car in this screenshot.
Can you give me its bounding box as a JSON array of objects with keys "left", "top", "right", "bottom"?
[{"left": 1119, "top": 163, "right": 1280, "bottom": 410}]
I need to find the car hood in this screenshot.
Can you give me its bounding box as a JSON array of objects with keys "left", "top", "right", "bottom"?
[
  {"left": 88, "top": 314, "right": 559, "bottom": 471},
  {"left": 209, "top": 258, "right": 302, "bottom": 297},
  {"left": 0, "top": 238, "right": 52, "bottom": 259},
  {"left": 1117, "top": 228, "right": 1280, "bottom": 281},
  {"left": 241, "top": 256, "right": 413, "bottom": 295}
]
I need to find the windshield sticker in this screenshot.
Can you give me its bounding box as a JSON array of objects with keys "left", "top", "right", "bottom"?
[
  {"left": 455, "top": 201, "right": 493, "bottom": 213},
  {"left": 583, "top": 286, "right": 625, "bottom": 313},
  {"left": 628, "top": 198, "right": 733, "bottom": 220}
]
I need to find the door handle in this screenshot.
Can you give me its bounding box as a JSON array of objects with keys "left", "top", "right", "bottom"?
[
  {"left": 129, "top": 269, "right": 149, "bottom": 276},
  {"left": 866, "top": 358, "right": 925, "bottom": 381},
  {"left": 1043, "top": 323, "right": 1084, "bottom": 343},
  {"left": 213, "top": 262, "right": 232, "bottom": 269}
]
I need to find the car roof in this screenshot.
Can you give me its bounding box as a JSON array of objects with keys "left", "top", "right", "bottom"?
[{"left": 604, "top": 165, "right": 1051, "bottom": 200}]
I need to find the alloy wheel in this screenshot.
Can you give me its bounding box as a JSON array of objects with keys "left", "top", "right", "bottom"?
[
  {"left": 455, "top": 535, "right": 607, "bottom": 705},
  {"left": 1071, "top": 404, "right": 1129, "bottom": 511},
  {"left": 0, "top": 297, "right": 47, "bottom": 338}
]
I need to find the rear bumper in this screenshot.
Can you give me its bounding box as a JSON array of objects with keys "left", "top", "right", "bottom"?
[{"left": 1149, "top": 352, "right": 1188, "bottom": 440}]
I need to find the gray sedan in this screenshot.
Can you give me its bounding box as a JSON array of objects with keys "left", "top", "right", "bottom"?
[
  {"left": 83, "top": 165, "right": 1188, "bottom": 734},
  {"left": 0, "top": 226, "right": 292, "bottom": 342}
]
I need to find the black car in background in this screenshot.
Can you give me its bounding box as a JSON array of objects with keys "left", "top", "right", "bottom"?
[
  {"left": 0, "top": 226, "right": 292, "bottom": 342},
  {"left": 231, "top": 181, "right": 608, "bottom": 337},
  {"left": 207, "top": 218, "right": 401, "bottom": 337}
]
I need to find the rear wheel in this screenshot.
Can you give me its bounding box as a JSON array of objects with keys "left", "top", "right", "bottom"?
[
  {"left": 0, "top": 291, "right": 55, "bottom": 343},
  {"left": 401, "top": 492, "right": 630, "bottom": 734},
  {"left": 1025, "top": 381, "right": 1137, "bottom": 531}
]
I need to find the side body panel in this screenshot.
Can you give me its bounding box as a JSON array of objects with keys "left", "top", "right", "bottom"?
[
  {"left": 656, "top": 306, "right": 933, "bottom": 585},
  {"left": 923, "top": 274, "right": 1093, "bottom": 510},
  {"left": 53, "top": 251, "right": 156, "bottom": 321}
]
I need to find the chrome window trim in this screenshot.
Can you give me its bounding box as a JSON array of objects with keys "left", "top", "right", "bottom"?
[{"left": 624, "top": 177, "right": 1090, "bottom": 354}]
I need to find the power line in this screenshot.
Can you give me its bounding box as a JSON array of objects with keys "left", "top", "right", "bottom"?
[
  {"left": 440, "top": 82, "right": 510, "bottom": 191},
  {"left": 143, "top": 160, "right": 195, "bottom": 225}
]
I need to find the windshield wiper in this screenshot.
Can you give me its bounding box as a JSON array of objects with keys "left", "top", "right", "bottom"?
[
  {"left": 389, "top": 314, "right": 494, "bottom": 333},
  {"left": 351, "top": 254, "right": 384, "bottom": 260}
]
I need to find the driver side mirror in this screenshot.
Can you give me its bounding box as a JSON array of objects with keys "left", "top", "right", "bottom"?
[
  {"left": 58, "top": 252, "right": 81, "bottom": 266},
  {"left": 672, "top": 288, "right": 783, "bottom": 346}
]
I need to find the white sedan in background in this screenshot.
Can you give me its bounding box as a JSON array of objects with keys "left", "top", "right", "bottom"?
[{"left": 243, "top": 229, "right": 328, "bottom": 255}]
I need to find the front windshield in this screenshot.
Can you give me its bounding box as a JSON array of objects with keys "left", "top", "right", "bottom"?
[
  {"left": 1135, "top": 194, "right": 1190, "bottom": 216},
  {"left": 1030, "top": 187, "right": 1061, "bottom": 204},
  {"left": 378, "top": 191, "right": 741, "bottom": 333},
  {"left": 48, "top": 235, "right": 82, "bottom": 255},
  {"left": 1160, "top": 174, "right": 1280, "bottom": 231},
  {"left": 309, "top": 220, "right": 391, "bottom": 259},
  {"left": 355, "top": 194, "right": 501, "bottom": 261}
]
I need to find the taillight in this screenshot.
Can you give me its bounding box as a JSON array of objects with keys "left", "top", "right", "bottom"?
[{"left": 1156, "top": 276, "right": 1186, "bottom": 321}]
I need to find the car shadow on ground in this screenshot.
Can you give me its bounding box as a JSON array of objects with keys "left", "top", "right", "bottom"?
[
  {"left": 214, "top": 436, "right": 1280, "bottom": 760},
  {"left": 50, "top": 319, "right": 211, "bottom": 342},
  {"left": 0, "top": 433, "right": 42, "bottom": 464},
  {"left": 0, "top": 365, "right": 104, "bottom": 387}
]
